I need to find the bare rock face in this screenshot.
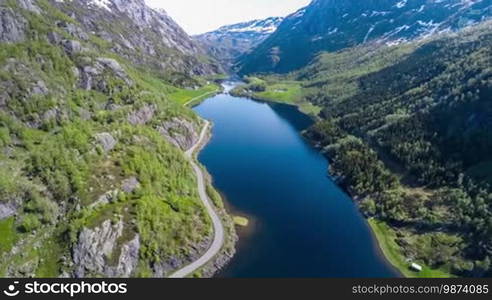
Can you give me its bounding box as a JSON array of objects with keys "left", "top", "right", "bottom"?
[
  {"left": 0, "top": 201, "right": 17, "bottom": 220},
  {"left": 72, "top": 220, "right": 140, "bottom": 278},
  {"left": 78, "top": 57, "right": 133, "bottom": 92},
  {"left": 95, "top": 132, "right": 117, "bottom": 153},
  {"left": 31, "top": 80, "right": 48, "bottom": 95},
  {"left": 56, "top": 20, "right": 89, "bottom": 41},
  {"left": 16, "top": 0, "right": 40, "bottom": 14},
  {"left": 127, "top": 104, "right": 156, "bottom": 125},
  {"left": 73, "top": 220, "right": 123, "bottom": 277},
  {"left": 158, "top": 118, "right": 199, "bottom": 151},
  {"left": 62, "top": 39, "right": 83, "bottom": 55},
  {"left": 0, "top": 7, "right": 27, "bottom": 43},
  {"left": 52, "top": 0, "right": 221, "bottom": 76},
  {"left": 109, "top": 235, "right": 140, "bottom": 278},
  {"left": 121, "top": 177, "right": 139, "bottom": 194}
]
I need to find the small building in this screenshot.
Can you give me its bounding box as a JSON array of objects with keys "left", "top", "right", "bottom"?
[{"left": 410, "top": 263, "right": 423, "bottom": 272}]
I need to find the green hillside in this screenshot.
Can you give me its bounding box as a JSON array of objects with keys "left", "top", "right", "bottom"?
[{"left": 0, "top": 0, "right": 231, "bottom": 278}]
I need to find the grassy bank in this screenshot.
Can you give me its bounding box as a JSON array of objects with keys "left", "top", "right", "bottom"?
[
  {"left": 169, "top": 83, "right": 221, "bottom": 106},
  {"left": 231, "top": 77, "right": 321, "bottom": 116},
  {"left": 369, "top": 219, "right": 453, "bottom": 278}
]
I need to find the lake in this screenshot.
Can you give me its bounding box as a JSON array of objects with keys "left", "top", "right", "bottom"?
[{"left": 194, "top": 86, "right": 399, "bottom": 278}]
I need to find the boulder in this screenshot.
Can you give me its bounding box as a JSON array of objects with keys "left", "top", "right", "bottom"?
[
  {"left": 47, "top": 31, "right": 61, "bottom": 45},
  {"left": 121, "top": 177, "right": 139, "bottom": 194},
  {"left": 95, "top": 132, "right": 117, "bottom": 153},
  {"left": 89, "top": 190, "right": 117, "bottom": 209},
  {"left": 30, "top": 80, "right": 48, "bottom": 95},
  {"left": 62, "top": 39, "right": 83, "bottom": 55},
  {"left": 56, "top": 20, "right": 89, "bottom": 41},
  {"left": 96, "top": 58, "right": 131, "bottom": 85},
  {"left": 0, "top": 202, "right": 17, "bottom": 220}
]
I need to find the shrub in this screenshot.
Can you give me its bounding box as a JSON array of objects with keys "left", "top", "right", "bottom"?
[{"left": 20, "top": 214, "right": 41, "bottom": 233}]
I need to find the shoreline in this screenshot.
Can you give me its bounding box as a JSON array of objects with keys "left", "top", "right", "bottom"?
[
  {"left": 191, "top": 121, "right": 238, "bottom": 278},
  {"left": 229, "top": 89, "right": 321, "bottom": 119},
  {"left": 170, "top": 88, "right": 238, "bottom": 278}
]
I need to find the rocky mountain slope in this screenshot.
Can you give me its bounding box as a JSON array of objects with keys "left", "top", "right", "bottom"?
[
  {"left": 0, "top": 0, "right": 234, "bottom": 278},
  {"left": 194, "top": 17, "right": 283, "bottom": 71},
  {"left": 238, "top": 0, "right": 492, "bottom": 74},
  {"left": 52, "top": 0, "right": 222, "bottom": 76}
]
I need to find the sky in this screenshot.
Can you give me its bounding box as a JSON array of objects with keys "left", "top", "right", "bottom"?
[{"left": 145, "top": 0, "right": 311, "bottom": 35}]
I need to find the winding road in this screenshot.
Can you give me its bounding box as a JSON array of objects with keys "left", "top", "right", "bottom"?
[{"left": 168, "top": 120, "right": 226, "bottom": 278}]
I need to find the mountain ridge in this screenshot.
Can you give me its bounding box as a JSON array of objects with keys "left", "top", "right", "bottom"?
[
  {"left": 194, "top": 17, "right": 283, "bottom": 72},
  {"left": 238, "top": 0, "right": 492, "bottom": 74}
]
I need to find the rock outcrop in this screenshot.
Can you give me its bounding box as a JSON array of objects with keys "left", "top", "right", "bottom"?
[
  {"left": 158, "top": 118, "right": 199, "bottom": 151},
  {"left": 127, "top": 104, "right": 156, "bottom": 125},
  {"left": 0, "top": 7, "right": 27, "bottom": 43},
  {"left": 109, "top": 234, "right": 140, "bottom": 278},
  {"left": 121, "top": 177, "right": 139, "bottom": 194},
  {"left": 95, "top": 132, "right": 117, "bottom": 153},
  {"left": 72, "top": 220, "right": 140, "bottom": 278},
  {"left": 77, "top": 57, "right": 133, "bottom": 92},
  {"left": 16, "top": 0, "right": 40, "bottom": 14},
  {"left": 0, "top": 201, "right": 17, "bottom": 220}
]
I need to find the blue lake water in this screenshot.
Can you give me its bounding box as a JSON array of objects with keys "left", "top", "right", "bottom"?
[{"left": 194, "top": 90, "right": 399, "bottom": 278}]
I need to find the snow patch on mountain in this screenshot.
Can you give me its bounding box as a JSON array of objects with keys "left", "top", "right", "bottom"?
[
  {"left": 89, "top": 0, "right": 111, "bottom": 11},
  {"left": 396, "top": 0, "right": 408, "bottom": 8}
]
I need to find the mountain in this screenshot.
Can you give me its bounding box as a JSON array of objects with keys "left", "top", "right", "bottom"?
[
  {"left": 194, "top": 17, "right": 283, "bottom": 71},
  {"left": 238, "top": 0, "right": 492, "bottom": 74},
  {"left": 0, "top": 0, "right": 233, "bottom": 278},
  {"left": 52, "top": 0, "right": 222, "bottom": 76}
]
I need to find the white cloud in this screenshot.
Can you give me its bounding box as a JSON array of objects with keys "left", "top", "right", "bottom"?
[{"left": 145, "top": 0, "right": 311, "bottom": 35}]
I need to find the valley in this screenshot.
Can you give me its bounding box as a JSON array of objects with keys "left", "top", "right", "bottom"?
[{"left": 0, "top": 0, "right": 491, "bottom": 279}]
